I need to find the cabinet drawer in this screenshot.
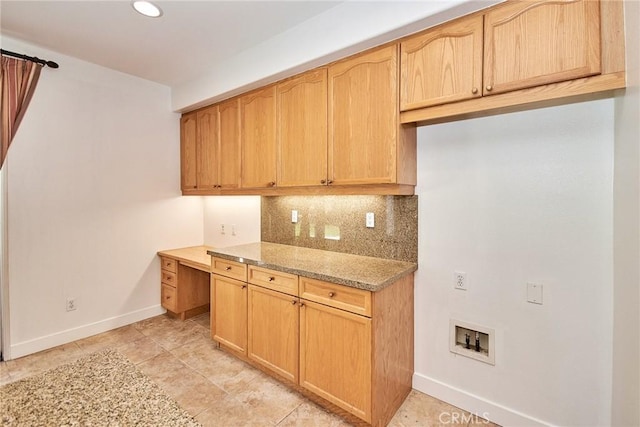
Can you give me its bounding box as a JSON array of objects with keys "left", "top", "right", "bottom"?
[
  {"left": 300, "top": 277, "right": 371, "bottom": 317},
  {"left": 161, "top": 283, "right": 178, "bottom": 312},
  {"left": 161, "top": 257, "right": 177, "bottom": 273},
  {"left": 211, "top": 257, "right": 247, "bottom": 281},
  {"left": 248, "top": 265, "right": 298, "bottom": 296},
  {"left": 161, "top": 270, "right": 177, "bottom": 286}
]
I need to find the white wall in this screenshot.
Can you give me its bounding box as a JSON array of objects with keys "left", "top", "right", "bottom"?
[
  {"left": 612, "top": 1, "right": 640, "bottom": 425},
  {"left": 414, "top": 99, "right": 615, "bottom": 426},
  {"left": 3, "top": 38, "right": 204, "bottom": 359},
  {"left": 202, "top": 196, "right": 260, "bottom": 248}
]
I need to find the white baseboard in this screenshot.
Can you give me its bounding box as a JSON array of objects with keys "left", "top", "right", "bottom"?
[
  {"left": 9, "top": 305, "right": 166, "bottom": 360},
  {"left": 413, "top": 372, "right": 553, "bottom": 427}
]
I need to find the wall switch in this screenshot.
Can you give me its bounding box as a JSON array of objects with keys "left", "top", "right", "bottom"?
[
  {"left": 220, "top": 224, "right": 226, "bottom": 235},
  {"left": 454, "top": 271, "right": 467, "bottom": 290},
  {"left": 291, "top": 210, "right": 298, "bottom": 223},
  {"left": 366, "top": 212, "right": 375, "bottom": 228},
  {"left": 66, "top": 298, "right": 76, "bottom": 312},
  {"left": 527, "top": 282, "right": 543, "bottom": 304}
]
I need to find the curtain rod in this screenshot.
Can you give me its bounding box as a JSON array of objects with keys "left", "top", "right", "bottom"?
[{"left": 1, "top": 49, "right": 59, "bottom": 69}]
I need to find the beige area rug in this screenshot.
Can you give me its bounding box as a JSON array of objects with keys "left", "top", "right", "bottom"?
[{"left": 0, "top": 349, "right": 201, "bottom": 426}]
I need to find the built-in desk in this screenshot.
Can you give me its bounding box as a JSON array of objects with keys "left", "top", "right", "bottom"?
[{"left": 157, "top": 245, "right": 213, "bottom": 320}]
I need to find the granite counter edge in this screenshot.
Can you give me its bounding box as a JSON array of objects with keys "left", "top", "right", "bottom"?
[{"left": 207, "top": 250, "right": 417, "bottom": 292}]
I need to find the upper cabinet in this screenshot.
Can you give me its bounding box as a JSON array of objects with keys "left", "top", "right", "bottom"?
[
  {"left": 217, "top": 98, "right": 241, "bottom": 190},
  {"left": 400, "top": 0, "right": 624, "bottom": 124},
  {"left": 329, "top": 45, "right": 416, "bottom": 186},
  {"left": 277, "top": 69, "right": 328, "bottom": 188},
  {"left": 401, "top": 14, "right": 483, "bottom": 110},
  {"left": 240, "top": 86, "right": 277, "bottom": 189},
  {"left": 181, "top": 101, "right": 241, "bottom": 194},
  {"left": 180, "top": 0, "right": 625, "bottom": 195},
  {"left": 484, "top": 0, "right": 601, "bottom": 95}
]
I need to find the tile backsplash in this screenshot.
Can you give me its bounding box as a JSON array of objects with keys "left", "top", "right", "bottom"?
[{"left": 261, "top": 195, "right": 417, "bottom": 262}]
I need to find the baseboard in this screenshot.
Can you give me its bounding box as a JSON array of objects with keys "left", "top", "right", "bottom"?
[
  {"left": 9, "top": 305, "right": 166, "bottom": 360},
  {"left": 412, "top": 372, "right": 552, "bottom": 427}
]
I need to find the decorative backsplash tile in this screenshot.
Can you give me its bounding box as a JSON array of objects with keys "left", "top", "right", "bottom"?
[{"left": 261, "top": 195, "right": 417, "bottom": 262}]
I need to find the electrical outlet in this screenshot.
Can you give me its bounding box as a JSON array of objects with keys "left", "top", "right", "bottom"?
[
  {"left": 66, "top": 298, "right": 77, "bottom": 312},
  {"left": 291, "top": 210, "right": 298, "bottom": 223},
  {"left": 454, "top": 271, "right": 467, "bottom": 290},
  {"left": 220, "top": 224, "right": 226, "bottom": 235}
]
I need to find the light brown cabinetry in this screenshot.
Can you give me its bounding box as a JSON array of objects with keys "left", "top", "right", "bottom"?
[
  {"left": 180, "top": 101, "right": 241, "bottom": 194},
  {"left": 159, "top": 255, "right": 210, "bottom": 320},
  {"left": 484, "top": 0, "right": 601, "bottom": 96},
  {"left": 400, "top": 0, "right": 624, "bottom": 124},
  {"left": 210, "top": 256, "right": 414, "bottom": 426},
  {"left": 328, "top": 44, "right": 416, "bottom": 187},
  {"left": 216, "top": 98, "right": 241, "bottom": 190},
  {"left": 211, "top": 274, "right": 248, "bottom": 355},
  {"left": 400, "top": 14, "right": 483, "bottom": 110},
  {"left": 277, "top": 69, "right": 328, "bottom": 187},
  {"left": 300, "top": 298, "right": 372, "bottom": 422},
  {"left": 247, "top": 285, "right": 300, "bottom": 383},
  {"left": 240, "top": 86, "right": 277, "bottom": 189}
]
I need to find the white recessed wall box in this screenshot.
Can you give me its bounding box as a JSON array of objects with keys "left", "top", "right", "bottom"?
[{"left": 450, "top": 319, "right": 495, "bottom": 365}]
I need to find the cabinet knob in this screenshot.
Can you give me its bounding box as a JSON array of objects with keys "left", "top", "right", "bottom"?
[
  {"left": 299, "top": 302, "right": 305, "bottom": 308},
  {"left": 291, "top": 300, "right": 297, "bottom": 305},
  {"left": 225, "top": 266, "right": 232, "bottom": 271},
  {"left": 327, "top": 180, "right": 333, "bottom": 185},
  {"left": 485, "top": 85, "right": 493, "bottom": 92},
  {"left": 241, "top": 285, "right": 246, "bottom": 289},
  {"left": 267, "top": 181, "right": 276, "bottom": 187},
  {"left": 471, "top": 87, "right": 478, "bottom": 94},
  {"left": 268, "top": 277, "right": 275, "bottom": 282},
  {"left": 320, "top": 179, "right": 326, "bottom": 184},
  {"left": 328, "top": 292, "right": 335, "bottom": 298}
]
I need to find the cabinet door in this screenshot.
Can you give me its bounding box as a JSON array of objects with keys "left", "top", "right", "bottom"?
[
  {"left": 240, "top": 86, "right": 277, "bottom": 188},
  {"left": 328, "top": 45, "right": 398, "bottom": 185},
  {"left": 180, "top": 112, "right": 197, "bottom": 191},
  {"left": 277, "top": 69, "right": 328, "bottom": 187},
  {"left": 400, "top": 14, "right": 483, "bottom": 110},
  {"left": 299, "top": 300, "right": 372, "bottom": 422},
  {"left": 196, "top": 106, "right": 218, "bottom": 189},
  {"left": 484, "top": 0, "right": 601, "bottom": 95},
  {"left": 247, "top": 285, "right": 299, "bottom": 382},
  {"left": 218, "top": 98, "right": 241, "bottom": 189},
  {"left": 211, "top": 275, "right": 247, "bottom": 355}
]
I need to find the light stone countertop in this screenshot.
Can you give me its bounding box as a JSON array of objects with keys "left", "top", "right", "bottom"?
[{"left": 208, "top": 242, "right": 417, "bottom": 292}]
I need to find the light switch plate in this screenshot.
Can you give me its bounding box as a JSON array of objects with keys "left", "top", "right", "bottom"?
[
  {"left": 527, "top": 282, "right": 543, "bottom": 304},
  {"left": 291, "top": 210, "right": 298, "bottom": 223},
  {"left": 366, "top": 212, "right": 375, "bottom": 228}
]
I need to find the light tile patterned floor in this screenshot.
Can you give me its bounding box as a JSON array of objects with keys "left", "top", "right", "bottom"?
[{"left": 0, "top": 313, "right": 498, "bottom": 427}]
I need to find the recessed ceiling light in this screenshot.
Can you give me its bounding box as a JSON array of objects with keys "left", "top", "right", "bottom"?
[{"left": 132, "top": 1, "right": 163, "bottom": 18}]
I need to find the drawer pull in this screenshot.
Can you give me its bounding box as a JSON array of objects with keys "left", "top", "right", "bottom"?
[
  {"left": 241, "top": 285, "right": 247, "bottom": 289},
  {"left": 225, "top": 266, "right": 232, "bottom": 271},
  {"left": 268, "top": 277, "right": 275, "bottom": 282},
  {"left": 328, "top": 292, "right": 335, "bottom": 298}
]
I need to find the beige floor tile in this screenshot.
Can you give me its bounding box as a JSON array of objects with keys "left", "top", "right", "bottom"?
[
  {"left": 0, "top": 361, "right": 12, "bottom": 385},
  {"left": 276, "top": 401, "right": 352, "bottom": 427},
  {"left": 231, "top": 372, "right": 306, "bottom": 425},
  {"left": 190, "top": 312, "right": 211, "bottom": 330},
  {"left": 136, "top": 314, "right": 209, "bottom": 350},
  {"left": 388, "top": 390, "right": 469, "bottom": 427},
  {"left": 117, "top": 335, "right": 166, "bottom": 364},
  {"left": 5, "top": 342, "right": 85, "bottom": 382},
  {"left": 75, "top": 324, "right": 146, "bottom": 354},
  {"left": 196, "top": 393, "right": 276, "bottom": 427},
  {"left": 468, "top": 416, "right": 500, "bottom": 427}
]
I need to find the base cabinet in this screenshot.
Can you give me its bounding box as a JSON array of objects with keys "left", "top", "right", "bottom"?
[
  {"left": 247, "top": 285, "right": 300, "bottom": 383},
  {"left": 211, "top": 257, "right": 414, "bottom": 426},
  {"left": 160, "top": 256, "right": 209, "bottom": 320},
  {"left": 211, "top": 274, "right": 247, "bottom": 355},
  {"left": 299, "top": 299, "right": 372, "bottom": 422}
]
